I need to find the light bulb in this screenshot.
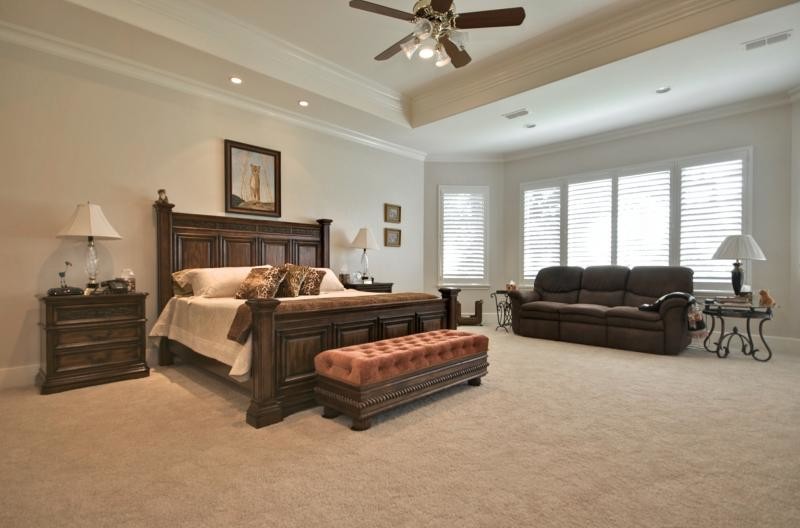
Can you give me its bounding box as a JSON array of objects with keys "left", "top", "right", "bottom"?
[
  {"left": 418, "top": 46, "right": 435, "bottom": 60},
  {"left": 435, "top": 46, "right": 451, "bottom": 67}
]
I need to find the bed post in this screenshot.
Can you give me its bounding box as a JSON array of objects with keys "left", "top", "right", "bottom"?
[
  {"left": 154, "top": 197, "right": 175, "bottom": 366},
  {"left": 245, "top": 298, "right": 282, "bottom": 428},
  {"left": 439, "top": 287, "right": 461, "bottom": 329},
  {"left": 317, "top": 219, "right": 332, "bottom": 268}
]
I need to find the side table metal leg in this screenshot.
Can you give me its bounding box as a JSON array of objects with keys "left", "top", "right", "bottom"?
[
  {"left": 703, "top": 315, "right": 718, "bottom": 353},
  {"left": 753, "top": 318, "right": 773, "bottom": 362}
]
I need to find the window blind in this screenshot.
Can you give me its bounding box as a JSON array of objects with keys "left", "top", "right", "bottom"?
[
  {"left": 522, "top": 186, "right": 561, "bottom": 280},
  {"left": 567, "top": 179, "right": 612, "bottom": 267},
  {"left": 680, "top": 159, "right": 743, "bottom": 284},
  {"left": 617, "top": 170, "right": 671, "bottom": 267},
  {"left": 440, "top": 188, "right": 487, "bottom": 282}
]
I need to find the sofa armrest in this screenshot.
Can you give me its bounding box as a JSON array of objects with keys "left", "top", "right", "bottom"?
[
  {"left": 508, "top": 289, "right": 540, "bottom": 305},
  {"left": 638, "top": 292, "right": 695, "bottom": 313},
  {"left": 639, "top": 292, "right": 695, "bottom": 354},
  {"left": 508, "top": 289, "right": 539, "bottom": 334}
]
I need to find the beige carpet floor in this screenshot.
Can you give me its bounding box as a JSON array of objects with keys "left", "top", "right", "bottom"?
[{"left": 2, "top": 328, "right": 799, "bottom": 528}]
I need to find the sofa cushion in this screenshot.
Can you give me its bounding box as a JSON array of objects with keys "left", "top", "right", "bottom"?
[
  {"left": 577, "top": 266, "right": 629, "bottom": 306},
  {"left": 606, "top": 306, "right": 665, "bottom": 331},
  {"left": 623, "top": 266, "right": 693, "bottom": 307},
  {"left": 520, "top": 301, "right": 563, "bottom": 321},
  {"left": 559, "top": 303, "right": 610, "bottom": 324},
  {"left": 534, "top": 266, "right": 582, "bottom": 303}
]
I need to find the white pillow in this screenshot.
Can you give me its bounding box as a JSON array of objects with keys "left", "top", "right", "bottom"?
[
  {"left": 173, "top": 266, "right": 271, "bottom": 298},
  {"left": 315, "top": 268, "right": 345, "bottom": 292}
]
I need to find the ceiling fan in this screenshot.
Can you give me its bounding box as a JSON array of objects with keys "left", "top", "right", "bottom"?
[{"left": 349, "top": 0, "right": 526, "bottom": 68}]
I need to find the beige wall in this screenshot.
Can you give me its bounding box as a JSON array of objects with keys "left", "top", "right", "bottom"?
[
  {"left": 423, "top": 162, "right": 506, "bottom": 319},
  {"left": 0, "top": 43, "right": 424, "bottom": 386},
  {"left": 791, "top": 100, "right": 800, "bottom": 337},
  {"left": 503, "top": 104, "right": 798, "bottom": 341}
]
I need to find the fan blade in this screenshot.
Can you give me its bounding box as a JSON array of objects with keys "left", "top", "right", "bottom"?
[
  {"left": 455, "top": 7, "right": 526, "bottom": 29},
  {"left": 375, "top": 33, "right": 415, "bottom": 61},
  {"left": 441, "top": 36, "right": 471, "bottom": 68},
  {"left": 349, "top": 0, "right": 415, "bottom": 22},
  {"left": 430, "top": 0, "right": 454, "bottom": 12}
]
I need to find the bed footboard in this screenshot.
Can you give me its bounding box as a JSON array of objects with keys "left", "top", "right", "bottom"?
[{"left": 244, "top": 288, "right": 460, "bottom": 428}]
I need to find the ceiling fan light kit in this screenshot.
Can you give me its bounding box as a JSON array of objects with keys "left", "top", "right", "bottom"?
[{"left": 349, "top": 0, "right": 525, "bottom": 69}]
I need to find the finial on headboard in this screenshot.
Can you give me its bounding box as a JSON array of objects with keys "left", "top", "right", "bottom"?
[{"left": 156, "top": 189, "right": 169, "bottom": 204}]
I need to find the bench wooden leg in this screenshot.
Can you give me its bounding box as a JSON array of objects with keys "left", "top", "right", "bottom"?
[
  {"left": 322, "top": 407, "right": 341, "bottom": 419},
  {"left": 351, "top": 417, "right": 372, "bottom": 431},
  {"left": 468, "top": 377, "right": 482, "bottom": 386}
]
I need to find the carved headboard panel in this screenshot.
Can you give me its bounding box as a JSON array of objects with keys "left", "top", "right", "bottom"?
[{"left": 154, "top": 200, "right": 331, "bottom": 312}]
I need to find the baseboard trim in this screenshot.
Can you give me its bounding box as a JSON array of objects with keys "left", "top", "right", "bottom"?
[{"left": 0, "top": 364, "right": 39, "bottom": 390}]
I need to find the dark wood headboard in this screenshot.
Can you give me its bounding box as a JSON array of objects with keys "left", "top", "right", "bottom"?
[{"left": 154, "top": 200, "right": 331, "bottom": 312}]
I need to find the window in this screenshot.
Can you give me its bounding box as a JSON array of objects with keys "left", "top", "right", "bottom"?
[
  {"left": 522, "top": 186, "right": 560, "bottom": 281},
  {"left": 680, "top": 159, "right": 743, "bottom": 285},
  {"left": 617, "top": 170, "right": 671, "bottom": 267},
  {"left": 439, "top": 186, "right": 488, "bottom": 284},
  {"left": 567, "top": 179, "right": 612, "bottom": 267},
  {"left": 520, "top": 148, "right": 749, "bottom": 290}
]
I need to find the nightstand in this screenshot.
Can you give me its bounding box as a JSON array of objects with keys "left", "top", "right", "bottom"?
[
  {"left": 38, "top": 293, "right": 149, "bottom": 394},
  {"left": 343, "top": 282, "right": 393, "bottom": 293}
]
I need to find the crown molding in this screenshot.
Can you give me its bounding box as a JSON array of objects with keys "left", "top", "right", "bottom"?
[
  {"left": 64, "top": 0, "right": 409, "bottom": 126},
  {"left": 425, "top": 153, "right": 505, "bottom": 163},
  {"left": 410, "top": 0, "right": 797, "bottom": 127},
  {"left": 0, "top": 21, "right": 426, "bottom": 161},
  {"left": 504, "top": 92, "right": 792, "bottom": 162}
]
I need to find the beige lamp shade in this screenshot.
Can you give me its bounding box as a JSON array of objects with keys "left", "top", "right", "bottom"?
[
  {"left": 57, "top": 203, "right": 121, "bottom": 240},
  {"left": 350, "top": 228, "right": 378, "bottom": 250},
  {"left": 712, "top": 234, "right": 766, "bottom": 261}
]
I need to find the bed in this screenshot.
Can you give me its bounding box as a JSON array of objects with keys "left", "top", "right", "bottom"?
[{"left": 153, "top": 198, "right": 460, "bottom": 428}]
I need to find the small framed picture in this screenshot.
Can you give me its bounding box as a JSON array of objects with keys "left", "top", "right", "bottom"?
[
  {"left": 384, "top": 228, "right": 401, "bottom": 247},
  {"left": 384, "top": 203, "right": 401, "bottom": 224}
]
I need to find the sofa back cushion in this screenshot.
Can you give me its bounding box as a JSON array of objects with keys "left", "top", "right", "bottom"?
[
  {"left": 624, "top": 266, "right": 694, "bottom": 306},
  {"left": 534, "top": 266, "right": 583, "bottom": 303},
  {"left": 578, "top": 266, "right": 630, "bottom": 306}
]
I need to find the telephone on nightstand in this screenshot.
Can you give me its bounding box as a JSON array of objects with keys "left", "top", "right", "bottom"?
[{"left": 100, "top": 279, "right": 129, "bottom": 294}]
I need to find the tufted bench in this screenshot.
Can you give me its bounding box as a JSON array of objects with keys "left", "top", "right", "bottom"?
[{"left": 314, "top": 329, "right": 489, "bottom": 430}]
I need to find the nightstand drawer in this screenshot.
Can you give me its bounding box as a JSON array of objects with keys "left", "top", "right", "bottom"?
[
  {"left": 54, "top": 323, "right": 142, "bottom": 348},
  {"left": 51, "top": 300, "right": 143, "bottom": 325},
  {"left": 54, "top": 344, "right": 142, "bottom": 372}
]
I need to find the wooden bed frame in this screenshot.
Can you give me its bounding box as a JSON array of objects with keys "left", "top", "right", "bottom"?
[{"left": 153, "top": 199, "right": 459, "bottom": 428}]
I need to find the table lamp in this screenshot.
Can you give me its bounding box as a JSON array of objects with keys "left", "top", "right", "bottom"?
[
  {"left": 350, "top": 227, "right": 379, "bottom": 282},
  {"left": 712, "top": 234, "right": 766, "bottom": 295},
  {"left": 57, "top": 202, "right": 122, "bottom": 288}
]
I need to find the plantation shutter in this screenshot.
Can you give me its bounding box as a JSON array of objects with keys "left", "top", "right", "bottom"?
[
  {"left": 617, "top": 170, "right": 671, "bottom": 267},
  {"left": 680, "top": 159, "right": 743, "bottom": 285},
  {"left": 440, "top": 187, "right": 488, "bottom": 282},
  {"left": 522, "top": 186, "right": 561, "bottom": 280},
  {"left": 567, "top": 179, "right": 612, "bottom": 267}
]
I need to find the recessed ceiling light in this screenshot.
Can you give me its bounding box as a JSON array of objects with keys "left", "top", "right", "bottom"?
[
  {"left": 298, "top": 100, "right": 310, "bottom": 107},
  {"left": 656, "top": 86, "right": 671, "bottom": 94},
  {"left": 524, "top": 123, "right": 537, "bottom": 129},
  {"left": 229, "top": 77, "right": 242, "bottom": 85}
]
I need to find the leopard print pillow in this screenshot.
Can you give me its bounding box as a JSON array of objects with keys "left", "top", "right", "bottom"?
[
  {"left": 299, "top": 268, "right": 326, "bottom": 296},
  {"left": 276, "top": 263, "right": 312, "bottom": 298},
  {"left": 234, "top": 267, "right": 287, "bottom": 299}
]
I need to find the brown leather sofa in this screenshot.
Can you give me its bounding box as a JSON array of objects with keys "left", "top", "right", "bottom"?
[{"left": 508, "top": 266, "right": 695, "bottom": 355}]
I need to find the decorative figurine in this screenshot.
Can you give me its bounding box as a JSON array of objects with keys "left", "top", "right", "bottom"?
[
  {"left": 758, "top": 289, "right": 776, "bottom": 308},
  {"left": 48, "top": 261, "right": 83, "bottom": 296},
  {"left": 506, "top": 280, "right": 517, "bottom": 292}
]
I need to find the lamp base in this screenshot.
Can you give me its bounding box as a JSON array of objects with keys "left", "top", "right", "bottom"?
[{"left": 731, "top": 262, "right": 743, "bottom": 296}]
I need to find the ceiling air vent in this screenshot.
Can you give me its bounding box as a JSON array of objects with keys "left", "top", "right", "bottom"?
[
  {"left": 503, "top": 108, "right": 529, "bottom": 120},
  {"left": 744, "top": 30, "right": 791, "bottom": 51}
]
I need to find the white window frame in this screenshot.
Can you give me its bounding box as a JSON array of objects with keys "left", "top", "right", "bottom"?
[
  {"left": 438, "top": 185, "right": 490, "bottom": 287},
  {"left": 519, "top": 147, "right": 753, "bottom": 291}
]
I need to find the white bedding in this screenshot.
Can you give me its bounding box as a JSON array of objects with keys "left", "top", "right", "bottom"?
[{"left": 149, "top": 290, "right": 376, "bottom": 381}]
